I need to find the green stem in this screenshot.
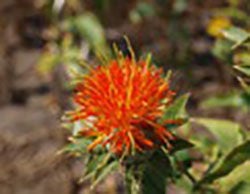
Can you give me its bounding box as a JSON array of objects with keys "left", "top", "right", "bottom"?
[
  {"left": 125, "top": 166, "right": 141, "bottom": 194},
  {"left": 125, "top": 151, "right": 170, "bottom": 194}
]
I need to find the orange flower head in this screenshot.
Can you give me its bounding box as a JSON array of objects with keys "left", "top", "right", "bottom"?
[{"left": 70, "top": 56, "right": 176, "bottom": 155}]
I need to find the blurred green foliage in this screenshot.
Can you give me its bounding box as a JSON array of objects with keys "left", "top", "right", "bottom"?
[
  {"left": 36, "top": 0, "right": 250, "bottom": 193},
  {"left": 203, "top": 25, "right": 250, "bottom": 111},
  {"left": 63, "top": 12, "right": 108, "bottom": 52},
  {"left": 194, "top": 4, "right": 250, "bottom": 193}
]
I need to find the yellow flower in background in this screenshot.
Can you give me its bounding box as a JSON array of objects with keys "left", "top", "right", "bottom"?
[{"left": 207, "top": 16, "right": 231, "bottom": 38}]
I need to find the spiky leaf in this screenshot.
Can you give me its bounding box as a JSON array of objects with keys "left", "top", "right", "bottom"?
[
  {"left": 169, "top": 136, "right": 194, "bottom": 154},
  {"left": 161, "top": 94, "right": 190, "bottom": 122},
  {"left": 199, "top": 140, "right": 250, "bottom": 184}
]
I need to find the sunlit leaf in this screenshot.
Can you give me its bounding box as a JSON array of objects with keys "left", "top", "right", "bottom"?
[
  {"left": 64, "top": 13, "right": 108, "bottom": 53},
  {"left": 222, "top": 27, "right": 250, "bottom": 48},
  {"left": 199, "top": 140, "right": 250, "bottom": 184},
  {"left": 217, "top": 161, "right": 250, "bottom": 193},
  {"left": 234, "top": 66, "right": 250, "bottom": 76},
  {"left": 192, "top": 118, "right": 245, "bottom": 154},
  {"left": 212, "top": 39, "right": 233, "bottom": 62},
  {"left": 174, "top": 175, "right": 193, "bottom": 194},
  {"left": 230, "top": 182, "right": 250, "bottom": 194},
  {"left": 201, "top": 91, "right": 245, "bottom": 108},
  {"left": 161, "top": 94, "right": 190, "bottom": 121},
  {"left": 234, "top": 52, "right": 250, "bottom": 66}
]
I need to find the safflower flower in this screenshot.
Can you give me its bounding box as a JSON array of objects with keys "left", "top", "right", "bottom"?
[{"left": 69, "top": 54, "right": 179, "bottom": 155}]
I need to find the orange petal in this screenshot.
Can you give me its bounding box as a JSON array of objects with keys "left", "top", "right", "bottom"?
[{"left": 87, "top": 136, "right": 104, "bottom": 151}]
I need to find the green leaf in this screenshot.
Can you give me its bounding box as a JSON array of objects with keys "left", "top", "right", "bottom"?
[
  {"left": 161, "top": 94, "right": 190, "bottom": 122},
  {"left": 201, "top": 91, "right": 245, "bottom": 109},
  {"left": 141, "top": 150, "right": 173, "bottom": 194},
  {"left": 82, "top": 151, "right": 119, "bottom": 189},
  {"left": 234, "top": 52, "right": 250, "bottom": 66},
  {"left": 60, "top": 138, "right": 92, "bottom": 155},
  {"left": 217, "top": 161, "right": 250, "bottom": 193},
  {"left": 242, "top": 93, "right": 250, "bottom": 108},
  {"left": 222, "top": 27, "right": 250, "bottom": 48},
  {"left": 212, "top": 38, "right": 233, "bottom": 62},
  {"left": 230, "top": 182, "right": 250, "bottom": 194},
  {"left": 234, "top": 65, "right": 250, "bottom": 76},
  {"left": 125, "top": 150, "right": 173, "bottom": 194},
  {"left": 169, "top": 136, "right": 194, "bottom": 154},
  {"left": 91, "top": 160, "right": 119, "bottom": 189},
  {"left": 174, "top": 175, "right": 193, "bottom": 194},
  {"left": 192, "top": 118, "right": 244, "bottom": 154},
  {"left": 200, "top": 140, "right": 250, "bottom": 184},
  {"left": 173, "top": 150, "right": 193, "bottom": 170},
  {"left": 84, "top": 153, "right": 107, "bottom": 178},
  {"left": 64, "top": 13, "right": 108, "bottom": 52}
]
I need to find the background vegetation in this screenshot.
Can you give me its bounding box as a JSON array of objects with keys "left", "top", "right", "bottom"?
[{"left": 0, "top": 0, "right": 249, "bottom": 193}]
